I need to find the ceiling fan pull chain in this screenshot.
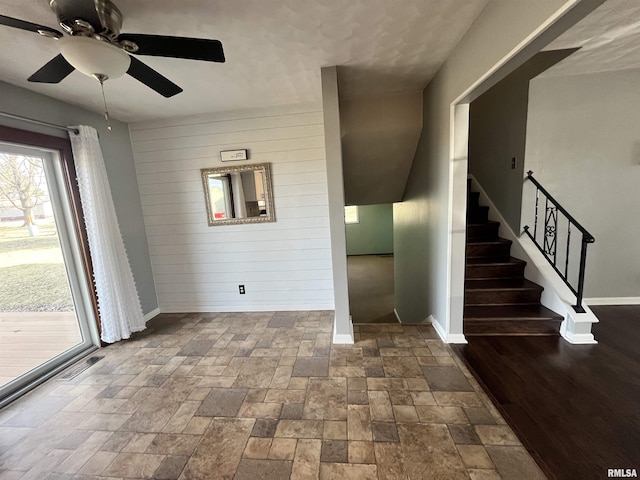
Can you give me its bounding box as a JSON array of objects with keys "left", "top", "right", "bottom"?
[{"left": 97, "top": 75, "right": 113, "bottom": 132}]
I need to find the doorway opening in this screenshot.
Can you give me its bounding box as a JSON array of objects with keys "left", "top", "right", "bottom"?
[{"left": 345, "top": 203, "right": 397, "bottom": 323}]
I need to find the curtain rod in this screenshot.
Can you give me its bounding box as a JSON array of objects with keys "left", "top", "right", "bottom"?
[{"left": 0, "top": 111, "right": 79, "bottom": 135}]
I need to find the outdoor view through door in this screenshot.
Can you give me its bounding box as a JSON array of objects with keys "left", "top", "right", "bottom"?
[{"left": 0, "top": 135, "right": 97, "bottom": 404}]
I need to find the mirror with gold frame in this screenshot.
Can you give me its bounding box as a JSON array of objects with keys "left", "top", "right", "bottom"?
[{"left": 201, "top": 163, "right": 275, "bottom": 226}]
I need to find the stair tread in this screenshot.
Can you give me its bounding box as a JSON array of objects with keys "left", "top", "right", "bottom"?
[
  {"left": 465, "top": 278, "right": 543, "bottom": 291},
  {"left": 467, "top": 220, "right": 500, "bottom": 227},
  {"left": 466, "top": 238, "right": 511, "bottom": 245},
  {"left": 465, "top": 331, "right": 560, "bottom": 336},
  {"left": 464, "top": 305, "right": 562, "bottom": 320},
  {"left": 466, "top": 257, "right": 526, "bottom": 266},
  {"left": 467, "top": 206, "right": 489, "bottom": 213}
]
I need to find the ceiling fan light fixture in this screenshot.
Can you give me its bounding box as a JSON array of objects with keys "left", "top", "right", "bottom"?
[{"left": 58, "top": 35, "right": 130, "bottom": 80}]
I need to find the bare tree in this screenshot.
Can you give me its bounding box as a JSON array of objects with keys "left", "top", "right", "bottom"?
[{"left": 0, "top": 154, "right": 45, "bottom": 234}]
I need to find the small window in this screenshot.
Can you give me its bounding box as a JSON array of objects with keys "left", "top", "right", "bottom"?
[{"left": 344, "top": 205, "right": 359, "bottom": 224}]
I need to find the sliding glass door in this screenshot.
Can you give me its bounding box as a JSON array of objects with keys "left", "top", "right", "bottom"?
[{"left": 0, "top": 140, "right": 98, "bottom": 405}]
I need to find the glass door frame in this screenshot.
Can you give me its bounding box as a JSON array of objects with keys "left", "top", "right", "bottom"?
[{"left": 0, "top": 125, "right": 100, "bottom": 407}]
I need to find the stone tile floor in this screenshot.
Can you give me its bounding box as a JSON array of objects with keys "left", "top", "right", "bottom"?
[{"left": 0, "top": 312, "right": 546, "bottom": 479}]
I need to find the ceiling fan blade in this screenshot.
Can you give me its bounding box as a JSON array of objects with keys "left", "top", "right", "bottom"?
[
  {"left": 118, "top": 34, "right": 225, "bottom": 62},
  {"left": 0, "top": 14, "right": 62, "bottom": 37},
  {"left": 28, "top": 55, "right": 75, "bottom": 83},
  {"left": 126, "top": 56, "right": 183, "bottom": 98}
]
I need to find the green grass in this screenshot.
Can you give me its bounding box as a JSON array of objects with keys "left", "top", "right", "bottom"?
[
  {"left": 0, "top": 225, "right": 60, "bottom": 254},
  {"left": 0, "top": 225, "right": 74, "bottom": 312},
  {"left": 0, "top": 263, "right": 74, "bottom": 312}
]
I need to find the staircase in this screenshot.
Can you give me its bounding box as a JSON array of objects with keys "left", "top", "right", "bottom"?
[{"left": 464, "top": 183, "right": 562, "bottom": 336}]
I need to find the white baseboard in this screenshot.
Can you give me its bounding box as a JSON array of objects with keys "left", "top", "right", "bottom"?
[
  {"left": 429, "top": 315, "right": 468, "bottom": 344},
  {"left": 585, "top": 297, "right": 640, "bottom": 306},
  {"left": 159, "top": 304, "right": 334, "bottom": 313},
  {"left": 333, "top": 316, "right": 354, "bottom": 344},
  {"left": 561, "top": 331, "right": 597, "bottom": 344},
  {"left": 333, "top": 333, "right": 355, "bottom": 344},
  {"left": 143, "top": 307, "right": 161, "bottom": 322},
  {"left": 445, "top": 333, "right": 468, "bottom": 344},
  {"left": 429, "top": 314, "right": 447, "bottom": 342},
  {"left": 394, "top": 308, "right": 402, "bottom": 323}
]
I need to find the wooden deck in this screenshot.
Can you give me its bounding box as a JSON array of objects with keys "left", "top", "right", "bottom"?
[{"left": 0, "top": 311, "right": 82, "bottom": 387}]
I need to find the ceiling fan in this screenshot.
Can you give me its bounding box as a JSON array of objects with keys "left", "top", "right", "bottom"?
[{"left": 0, "top": 0, "right": 226, "bottom": 98}]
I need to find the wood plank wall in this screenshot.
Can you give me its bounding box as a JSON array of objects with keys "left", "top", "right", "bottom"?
[{"left": 130, "top": 103, "right": 334, "bottom": 312}]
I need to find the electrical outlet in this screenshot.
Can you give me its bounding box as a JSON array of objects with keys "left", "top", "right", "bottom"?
[
  {"left": 239, "top": 285, "right": 245, "bottom": 294},
  {"left": 511, "top": 157, "right": 517, "bottom": 169}
]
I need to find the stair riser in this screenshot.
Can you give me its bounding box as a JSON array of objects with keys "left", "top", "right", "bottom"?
[
  {"left": 464, "top": 319, "right": 562, "bottom": 335},
  {"left": 465, "top": 289, "right": 542, "bottom": 305},
  {"left": 466, "top": 263, "right": 525, "bottom": 279},
  {"left": 467, "top": 207, "right": 489, "bottom": 223},
  {"left": 467, "top": 192, "right": 480, "bottom": 208},
  {"left": 466, "top": 223, "right": 499, "bottom": 241},
  {"left": 466, "top": 243, "right": 511, "bottom": 257}
]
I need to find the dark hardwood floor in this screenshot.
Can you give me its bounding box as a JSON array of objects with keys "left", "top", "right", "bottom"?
[{"left": 456, "top": 305, "right": 640, "bottom": 480}]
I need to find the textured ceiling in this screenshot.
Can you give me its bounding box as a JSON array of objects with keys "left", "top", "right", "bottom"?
[
  {"left": 0, "top": 0, "right": 489, "bottom": 122},
  {"left": 542, "top": 0, "right": 640, "bottom": 77}
]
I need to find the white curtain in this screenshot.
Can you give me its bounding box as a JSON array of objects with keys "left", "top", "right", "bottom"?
[{"left": 69, "top": 125, "right": 145, "bottom": 343}]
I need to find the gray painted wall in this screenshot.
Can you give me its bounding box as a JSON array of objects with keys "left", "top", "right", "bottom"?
[
  {"left": 468, "top": 50, "right": 577, "bottom": 233},
  {"left": 346, "top": 204, "right": 393, "bottom": 256},
  {"left": 0, "top": 81, "right": 158, "bottom": 314},
  {"left": 524, "top": 68, "right": 640, "bottom": 298}
]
